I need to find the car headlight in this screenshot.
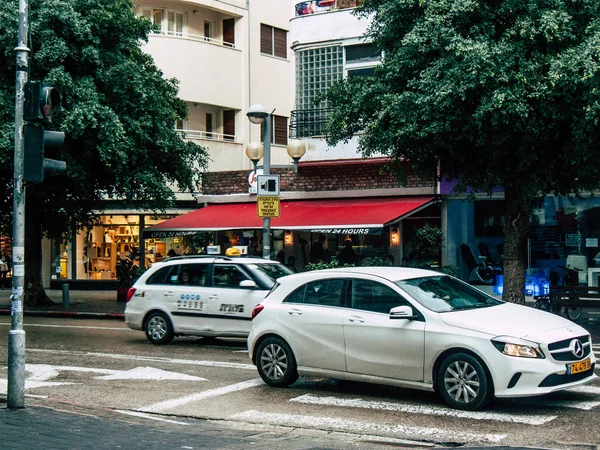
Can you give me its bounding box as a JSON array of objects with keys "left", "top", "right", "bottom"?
[{"left": 491, "top": 336, "right": 545, "bottom": 359}]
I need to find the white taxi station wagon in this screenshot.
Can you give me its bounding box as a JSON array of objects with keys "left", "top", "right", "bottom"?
[
  {"left": 247, "top": 267, "right": 597, "bottom": 410},
  {"left": 124, "top": 256, "right": 292, "bottom": 344}
]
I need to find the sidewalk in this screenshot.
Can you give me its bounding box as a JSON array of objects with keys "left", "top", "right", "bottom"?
[{"left": 0, "top": 288, "right": 125, "bottom": 320}]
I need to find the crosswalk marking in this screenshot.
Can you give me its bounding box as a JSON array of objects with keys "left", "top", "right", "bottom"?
[
  {"left": 230, "top": 410, "right": 507, "bottom": 444},
  {"left": 289, "top": 394, "right": 556, "bottom": 425}
]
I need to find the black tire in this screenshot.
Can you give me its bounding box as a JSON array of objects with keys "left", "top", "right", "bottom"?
[
  {"left": 437, "top": 353, "right": 492, "bottom": 411},
  {"left": 256, "top": 337, "right": 299, "bottom": 387},
  {"left": 533, "top": 298, "right": 551, "bottom": 311},
  {"left": 566, "top": 306, "right": 582, "bottom": 321},
  {"left": 145, "top": 311, "right": 174, "bottom": 345}
]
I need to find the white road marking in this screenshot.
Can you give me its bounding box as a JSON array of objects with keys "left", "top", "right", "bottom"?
[
  {"left": 290, "top": 394, "right": 556, "bottom": 425},
  {"left": 114, "top": 410, "right": 190, "bottom": 425},
  {"left": 230, "top": 410, "right": 507, "bottom": 444},
  {"left": 140, "top": 378, "right": 264, "bottom": 413},
  {"left": 25, "top": 364, "right": 206, "bottom": 382},
  {"left": 0, "top": 378, "right": 73, "bottom": 395},
  {"left": 28, "top": 348, "right": 256, "bottom": 370},
  {"left": 0, "top": 323, "right": 131, "bottom": 331}
]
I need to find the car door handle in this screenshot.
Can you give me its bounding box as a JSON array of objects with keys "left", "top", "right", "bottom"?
[
  {"left": 164, "top": 292, "right": 175, "bottom": 297},
  {"left": 348, "top": 315, "right": 365, "bottom": 323},
  {"left": 209, "top": 295, "right": 219, "bottom": 300},
  {"left": 288, "top": 308, "right": 303, "bottom": 315}
]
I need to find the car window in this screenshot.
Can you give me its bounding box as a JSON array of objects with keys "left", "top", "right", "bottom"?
[
  {"left": 248, "top": 263, "right": 293, "bottom": 288},
  {"left": 284, "top": 279, "right": 344, "bottom": 307},
  {"left": 395, "top": 275, "right": 503, "bottom": 312},
  {"left": 177, "top": 264, "right": 208, "bottom": 287},
  {"left": 351, "top": 279, "right": 408, "bottom": 314},
  {"left": 213, "top": 265, "right": 250, "bottom": 289},
  {"left": 145, "top": 266, "right": 171, "bottom": 285}
]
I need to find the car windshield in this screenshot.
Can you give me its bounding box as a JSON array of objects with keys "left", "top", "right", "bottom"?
[
  {"left": 394, "top": 275, "right": 503, "bottom": 312},
  {"left": 248, "top": 263, "right": 293, "bottom": 288}
]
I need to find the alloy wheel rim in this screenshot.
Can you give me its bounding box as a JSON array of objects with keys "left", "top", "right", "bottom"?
[
  {"left": 261, "top": 343, "right": 288, "bottom": 380},
  {"left": 148, "top": 317, "right": 167, "bottom": 340},
  {"left": 444, "top": 360, "right": 480, "bottom": 404}
]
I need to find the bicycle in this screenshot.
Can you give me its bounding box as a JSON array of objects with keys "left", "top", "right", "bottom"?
[{"left": 533, "top": 265, "right": 583, "bottom": 321}]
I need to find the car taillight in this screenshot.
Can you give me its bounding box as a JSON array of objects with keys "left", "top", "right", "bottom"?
[
  {"left": 251, "top": 304, "right": 264, "bottom": 319},
  {"left": 126, "top": 287, "right": 136, "bottom": 302}
]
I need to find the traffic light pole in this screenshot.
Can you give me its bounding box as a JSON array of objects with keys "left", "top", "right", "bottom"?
[{"left": 8, "top": 0, "right": 30, "bottom": 409}]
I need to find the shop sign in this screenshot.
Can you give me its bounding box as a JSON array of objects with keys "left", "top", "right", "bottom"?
[
  {"left": 309, "top": 227, "right": 383, "bottom": 235},
  {"left": 257, "top": 196, "right": 280, "bottom": 218},
  {"left": 143, "top": 230, "right": 201, "bottom": 239}
]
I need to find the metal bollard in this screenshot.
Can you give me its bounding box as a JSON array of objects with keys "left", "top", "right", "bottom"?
[{"left": 62, "top": 283, "right": 69, "bottom": 310}]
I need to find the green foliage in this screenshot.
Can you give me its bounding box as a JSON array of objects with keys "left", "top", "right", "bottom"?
[
  {"left": 412, "top": 223, "right": 443, "bottom": 261},
  {"left": 326, "top": 0, "right": 600, "bottom": 199},
  {"left": 305, "top": 261, "right": 347, "bottom": 271},
  {"left": 360, "top": 256, "right": 393, "bottom": 267},
  {"left": 116, "top": 252, "right": 143, "bottom": 288},
  {"left": 0, "top": 0, "right": 209, "bottom": 238}
]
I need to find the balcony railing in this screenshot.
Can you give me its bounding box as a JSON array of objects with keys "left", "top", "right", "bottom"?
[
  {"left": 151, "top": 31, "right": 236, "bottom": 49},
  {"left": 295, "top": 0, "right": 363, "bottom": 16},
  {"left": 177, "top": 129, "right": 236, "bottom": 142},
  {"left": 289, "top": 109, "right": 334, "bottom": 138}
]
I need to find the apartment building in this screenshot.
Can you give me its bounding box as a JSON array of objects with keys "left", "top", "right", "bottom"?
[{"left": 46, "top": 0, "right": 296, "bottom": 288}]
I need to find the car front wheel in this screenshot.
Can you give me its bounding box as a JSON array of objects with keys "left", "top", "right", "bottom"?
[
  {"left": 145, "top": 311, "right": 174, "bottom": 345},
  {"left": 256, "top": 337, "right": 299, "bottom": 387},
  {"left": 438, "top": 353, "right": 491, "bottom": 411}
]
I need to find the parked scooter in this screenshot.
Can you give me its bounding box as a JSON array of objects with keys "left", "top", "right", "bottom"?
[{"left": 533, "top": 265, "right": 582, "bottom": 320}]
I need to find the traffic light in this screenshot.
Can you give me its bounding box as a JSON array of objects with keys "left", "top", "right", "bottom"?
[
  {"left": 23, "top": 81, "right": 66, "bottom": 183},
  {"left": 24, "top": 81, "right": 61, "bottom": 122},
  {"left": 23, "top": 125, "right": 66, "bottom": 183}
]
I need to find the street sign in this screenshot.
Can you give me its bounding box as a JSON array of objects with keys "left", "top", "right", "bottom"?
[
  {"left": 257, "top": 175, "right": 280, "bottom": 196},
  {"left": 257, "top": 196, "right": 280, "bottom": 217}
]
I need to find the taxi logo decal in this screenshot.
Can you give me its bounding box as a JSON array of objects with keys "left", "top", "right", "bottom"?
[{"left": 220, "top": 304, "right": 244, "bottom": 313}]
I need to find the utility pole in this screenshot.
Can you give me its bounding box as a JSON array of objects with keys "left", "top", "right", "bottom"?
[{"left": 8, "top": 0, "right": 30, "bottom": 409}]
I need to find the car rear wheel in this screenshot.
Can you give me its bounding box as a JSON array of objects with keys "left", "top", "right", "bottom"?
[
  {"left": 438, "top": 353, "right": 491, "bottom": 411},
  {"left": 145, "top": 311, "right": 174, "bottom": 345},
  {"left": 256, "top": 337, "right": 299, "bottom": 387}
]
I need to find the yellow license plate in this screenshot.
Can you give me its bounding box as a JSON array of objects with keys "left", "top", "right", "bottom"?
[{"left": 568, "top": 358, "right": 591, "bottom": 375}]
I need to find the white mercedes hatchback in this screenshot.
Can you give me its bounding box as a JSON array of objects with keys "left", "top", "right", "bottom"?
[
  {"left": 247, "top": 267, "right": 597, "bottom": 410},
  {"left": 125, "top": 256, "right": 292, "bottom": 344}
]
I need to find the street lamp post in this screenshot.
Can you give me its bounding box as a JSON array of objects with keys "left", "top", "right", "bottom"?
[
  {"left": 247, "top": 105, "right": 271, "bottom": 258},
  {"left": 247, "top": 104, "right": 306, "bottom": 258}
]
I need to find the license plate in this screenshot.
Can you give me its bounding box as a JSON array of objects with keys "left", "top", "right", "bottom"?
[{"left": 568, "top": 358, "right": 591, "bottom": 375}]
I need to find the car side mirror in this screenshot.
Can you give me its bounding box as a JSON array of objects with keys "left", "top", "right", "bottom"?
[
  {"left": 239, "top": 280, "right": 257, "bottom": 289},
  {"left": 389, "top": 305, "right": 416, "bottom": 320}
]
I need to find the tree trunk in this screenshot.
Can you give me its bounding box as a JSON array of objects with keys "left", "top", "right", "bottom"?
[
  {"left": 24, "top": 192, "right": 54, "bottom": 307},
  {"left": 502, "top": 186, "right": 530, "bottom": 304}
]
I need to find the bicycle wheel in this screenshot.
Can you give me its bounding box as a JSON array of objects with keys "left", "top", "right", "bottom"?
[{"left": 566, "top": 307, "right": 582, "bottom": 321}]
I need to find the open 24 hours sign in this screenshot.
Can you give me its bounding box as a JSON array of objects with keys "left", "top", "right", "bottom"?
[{"left": 257, "top": 196, "right": 280, "bottom": 218}]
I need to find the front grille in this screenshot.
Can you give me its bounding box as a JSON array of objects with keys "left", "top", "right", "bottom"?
[
  {"left": 547, "top": 335, "right": 591, "bottom": 361},
  {"left": 538, "top": 364, "right": 596, "bottom": 387}
]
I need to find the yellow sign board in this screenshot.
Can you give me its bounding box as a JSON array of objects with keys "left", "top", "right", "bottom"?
[{"left": 257, "top": 196, "right": 280, "bottom": 218}]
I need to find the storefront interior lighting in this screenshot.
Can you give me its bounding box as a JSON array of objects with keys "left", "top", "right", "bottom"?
[
  {"left": 391, "top": 228, "right": 399, "bottom": 244},
  {"left": 285, "top": 230, "right": 293, "bottom": 244}
]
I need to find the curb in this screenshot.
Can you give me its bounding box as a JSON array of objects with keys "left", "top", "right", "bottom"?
[{"left": 0, "top": 309, "right": 125, "bottom": 320}]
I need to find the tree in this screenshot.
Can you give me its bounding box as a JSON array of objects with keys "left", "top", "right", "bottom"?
[
  {"left": 0, "top": 0, "right": 209, "bottom": 304},
  {"left": 324, "top": 0, "right": 600, "bottom": 303}
]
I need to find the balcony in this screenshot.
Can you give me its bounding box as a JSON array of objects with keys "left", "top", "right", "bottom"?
[
  {"left": 295, "top": 0, "right": 362, "bottom": 16},
  {"left": 143, "top": 34, "right": 243, "bottom": 108}
]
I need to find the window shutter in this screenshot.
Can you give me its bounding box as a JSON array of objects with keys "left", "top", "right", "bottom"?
[
  {"left": 223, "top": 18, "right": 235, "bottom": 46},
  {"left": 273, "top": 28, "right": 287, "bottom": 59},
  {"left": 260, "top": 24, "right": 273, "bottom": 55},
  {"left": 223, "top": 110, "right": 235, "bottom": 141},
  {"left": 273, "top": 116, "right": 288, "bottom": 145}
]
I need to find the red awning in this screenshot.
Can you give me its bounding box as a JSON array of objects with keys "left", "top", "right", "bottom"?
[{"left": 143, "top": 197, "right": 434, "bottom": 238}]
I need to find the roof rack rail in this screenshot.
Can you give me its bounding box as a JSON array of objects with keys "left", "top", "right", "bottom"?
[{"left": 165, "top": 255, "right": 233, "bottom": 262}]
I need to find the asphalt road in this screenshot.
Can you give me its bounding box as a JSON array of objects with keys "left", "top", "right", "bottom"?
[{"left": 1, "top": 316, "right": 600, "bottom": 449}]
